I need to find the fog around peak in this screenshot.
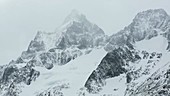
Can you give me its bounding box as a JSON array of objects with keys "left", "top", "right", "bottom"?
[{"left": 0, "top": 0, "right": 170, "bottom": 64}]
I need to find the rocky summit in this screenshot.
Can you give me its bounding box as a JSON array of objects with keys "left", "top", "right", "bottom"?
[{"left": 0, "top": 9, "right": 170, "bottom": 96}]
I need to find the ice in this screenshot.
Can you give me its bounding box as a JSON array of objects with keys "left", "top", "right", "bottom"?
[{"left": 20, "top": 48, "right": 107, "bottom": 96}]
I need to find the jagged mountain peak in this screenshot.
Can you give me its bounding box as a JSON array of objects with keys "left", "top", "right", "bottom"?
[
  {"left": 131, "top": 8, "right": 170, "bottom": 31},
  {"left": 63, "top": 9, "right": 88, "bottom": 25},
  {"left": 134, "top": 8, "right": 168, "bottom": 20},
  {"left": 20, "top": 9, "right": 106, "bottom": 63},
  {"left": 106, "top": 9, "right": 170, "bottom": 51},
  {"left": 2, "top": 8, "right": 170, "bottom": 96},
  {"left": 129, "top": 9, "right": 170, "bottom": 40},
  {"left": 55, "top": 10, "right": 106, "bottom": 50}
]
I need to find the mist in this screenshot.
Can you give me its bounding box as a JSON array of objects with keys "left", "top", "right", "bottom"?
[{"left": 0, "top": 0, "right": 170, "bottom": 64}]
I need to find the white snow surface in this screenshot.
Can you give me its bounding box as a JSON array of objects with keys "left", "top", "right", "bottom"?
[
  {"left": 135, "top": 34, "right": 168, "bottom": 53},
  {"left": 92, "top": 34, "right": 170, "bottom": 96},
  {"left": 20, "top": 34, "right": 170, "bottom": 96},
  {"left": 100, "top": 74, "right": 127, "bottom": 96},
  {"left": 134, "top": 34, "right": 169, "bottom": 80},
  {"left": 123, "top": 34, "right": 170, "bottom": 96},
  {"left": 20, "top": 48, "right": 107, "bottom": 96}
]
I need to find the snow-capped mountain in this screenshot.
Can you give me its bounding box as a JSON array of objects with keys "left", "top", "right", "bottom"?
[
  {"left": 83, "top": 9, "right": 170, "bottom": 96},
  {"left": 20, "top": 10, "right": 107, "bottom": 68},
  {"left": 105, "top": 9, "right": 170, "bottom": 51},
  {"left": 20, "top": 48, "right": 107, "bottom": 96},
  {"left": 0, "top": 10, "right": 107, "bottom": 96},
  {"left": 0, "top": 8, "right": 170, "bottom": 96}
]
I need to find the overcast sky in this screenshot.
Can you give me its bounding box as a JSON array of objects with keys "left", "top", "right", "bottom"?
[{"left": 0, "top": 0, "right": 170, "bottom": 64}]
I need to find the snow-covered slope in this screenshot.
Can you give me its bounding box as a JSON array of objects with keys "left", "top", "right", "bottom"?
[
  {"left": 0, "top": 10, "right": 107, "bottom": 96},
  {"left": 129, "top": 52, "right": 170, "bottom": 96},
  {"left": 82, "top": 33, "right": 170, "bottom": 96},
  {"left": 135, "top": 32, "right": 168, "bottom": 52},
  {"left": 20, "top": 48, "right": 106, "bottom": 96},
  {"left": 82, "top": 9, "right": 170, "bottom": 96},
  {"left": 125, "top": 34, "right": 169, "bottom": 96},
  {"left": 105, "top": 9, "right": 170, "bottom": 51},
  {"left": 20, "top": 9, "right": 106, "bottom": 67},
  {"left": 1, "top": 8, "right": 170, "bottom": 96}
]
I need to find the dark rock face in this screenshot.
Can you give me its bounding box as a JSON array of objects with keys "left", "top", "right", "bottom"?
[
  {"left": 21, "top": 35, "right": 46, "bottom": 60},
  {"left": 20, "top": 10, "right": 107, "bottom": 69},
  {"left": 36, "top": 83, "right": 69, "bottom": 96},
  {"left": 56, "top": 36, "right": 68, "bottom": 50},
  {"left": 131, "top": 9, "right": 170, "bottom": 40},
  {"left": 39, "top": 53, "right": 54, "bottom": 69},
  {"left": 2, "top": 66, "right": 17, "bottom": 83},
  {"left": 39, "top": 49, "right": 83, "bottom": 66},
  {"left": 1, "top": 9, "right": 170, "bottom": 96},
  {"left": 106, "top": 9, "right": 170, "bottom": 51},
  {"left": 124, "top": 50, "right": 164, "bottom": 96},
  {"left": 166, "top": 33, "right": 170, "bottom": 51},
  {"left": 56, "top": 17, "right": 106, "bottom": 50},
  {"left": 167, "top": 42, "right": 170, "bottom": 51},
  {"left": 85, "top": 47, "right": 141, "bottom": 93},
  {"left": 129, "top": 63, "right": 170, "bottom": 96},
  {"left": 126, "top": 73, "right": 132, "bottom": 83},
  {"left": 0, "top": 10, "right": 107, "bottom": 96},
  {"left": 0, "top": 64, "right": 40, "bottom": 96},
  {"left": 27, "top": 40, "right": 45, "bottom": 52}
]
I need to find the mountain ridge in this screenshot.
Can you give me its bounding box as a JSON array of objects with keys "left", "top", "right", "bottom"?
[{"left": 0, "top": 8, "right": 170, "bottom": 96}]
